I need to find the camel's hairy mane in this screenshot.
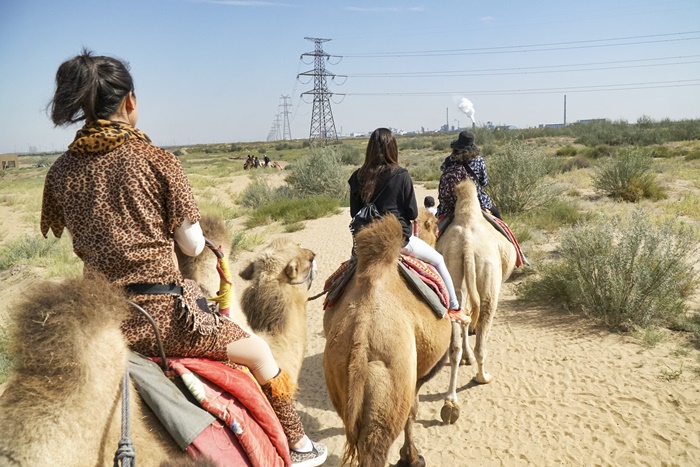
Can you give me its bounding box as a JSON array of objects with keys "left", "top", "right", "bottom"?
[
  {"left": 453, "top": 179, "right": 482, "bottom": 220},
  {"left": 240, "top": 238, "right": 302, "bottom": 334},
  {"left": 7, "top": 275, "right": 128, "bottom": 395},
  {"left": 354, "top": 214, "right": 404, "bottom": 270}
]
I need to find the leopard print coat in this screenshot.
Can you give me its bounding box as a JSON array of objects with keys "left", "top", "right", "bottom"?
[{"left": 41, "top": 131, "right": 247, "bottom": 359}]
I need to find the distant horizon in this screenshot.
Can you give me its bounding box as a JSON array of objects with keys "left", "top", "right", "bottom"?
[{"left": 2, "top": 0, "right": 698, "bottom": 154}]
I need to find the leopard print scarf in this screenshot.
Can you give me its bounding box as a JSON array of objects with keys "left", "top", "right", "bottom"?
[{"left": 69, "top": 119, "right": 152, "bottom": 154}]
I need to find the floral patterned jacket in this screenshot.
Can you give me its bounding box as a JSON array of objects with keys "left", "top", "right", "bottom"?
[{"left": 436, "top": 154, "right": 493, "bottom": 217}]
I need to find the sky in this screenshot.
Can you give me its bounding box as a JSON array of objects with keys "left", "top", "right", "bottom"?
[{"left": 1, "top": 0, "right": 699, "bottom": 154}]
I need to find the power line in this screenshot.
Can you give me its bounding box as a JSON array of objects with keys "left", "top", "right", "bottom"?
[
  {"left": 343, "top": 55, "right": 700, "bottom": 78},
  {"left": 338, "top": 30, "right": 700, "bottom": 57},
  {"left": 298, "top": 37, "right": 340, "bottom": 142},
  {"left": 341, "top": 79, "right": 700, "bottom": 96}
]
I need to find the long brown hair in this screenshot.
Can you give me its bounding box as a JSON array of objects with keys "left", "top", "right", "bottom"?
[
  {"left": 452, "top": 145, "right": 480, "bottom": 163},
  {"left": 357, "top": 128, "right": 399, "bottom": 202}
]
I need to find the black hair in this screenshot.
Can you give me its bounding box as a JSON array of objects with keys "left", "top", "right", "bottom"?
[
  {"left": 50, "top": 48, "right": 134, "bottom": 126},
  {"left": 424, "top": 196, "right": 435, "bottom": 208}
]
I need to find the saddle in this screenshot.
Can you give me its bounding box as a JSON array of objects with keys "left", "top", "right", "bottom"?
[{"left": 323, "top": 256, "right": 449, "bottom": 319}]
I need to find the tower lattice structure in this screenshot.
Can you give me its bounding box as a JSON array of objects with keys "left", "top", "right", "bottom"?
[
  {"left": 280, "top": 95, "right": 292, "bottom": 140},
  {"left": 298, "top": 37, "right": 339, "bottom": 142}
]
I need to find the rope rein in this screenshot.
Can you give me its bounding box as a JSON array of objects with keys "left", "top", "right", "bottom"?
[{"left": 113, "top": 370, "right": 136, "bottom": 467}]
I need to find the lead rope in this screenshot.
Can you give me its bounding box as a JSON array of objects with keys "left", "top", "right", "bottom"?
[{"left": 114, "top": 370, "right": 136, "bottom": 467}]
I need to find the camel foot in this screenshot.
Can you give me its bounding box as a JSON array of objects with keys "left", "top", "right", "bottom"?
[
  {"left": 394, "top": 454, "right": 425, "bottom": 467},
  {"left": 440, "top": 400, "right": 460, "bottom": 424},
  {"left": 468, "top": 327, "right": 476, "bottom": 336},
  {"left": 475, "top": 372, "right": 493, "bottom": 384}
]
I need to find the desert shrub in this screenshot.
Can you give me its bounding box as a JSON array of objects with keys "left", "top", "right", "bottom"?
[
  {"left": 408, "top": 157, "right": 442, "bottom": 182},
  {"left": 336, "top": 143, "right": 363, "bottom": 166},
  {"left": 245, "top": 196, "right": 341, "bottom": 228},
  {"left": 487, "top": 143, "right": 561, "bottom": 214},
  {"left": 431, "top": 138, "right": 450, "bottom": 152},
  {"left": 519, "top": 211, "right": 698, "bottom": 329},
  {"left": 0, "top": 328, "right": 13, "bottom": 385},
  {"left": 556, "top": 145, "right": 577, "bottom": 157},
  {"left": 684, "top": 150, "right": 700, "bottom": 161},
  {"left": 173, "top": 148, "right": 187, "bottom": 157},
  {"left": 0, "top": 234, "right": 61, "bottom": 271},
  {"left": 285, "top": 147, "right": 348, "bottom": 200},
  {"left": 230, "top": 230, "right": 266, "bottom": 259},
  {"left": 648, "top": 145, "right": 673, "bottom": 158},
  {"left": 592, "top": 148, "right": 666, "bottom": 202},
  {"left": 520, "top": 198, "right": 592, "bottom": 231},
  {"left": 561, "top": 155, "right": 591, "bottom": 172},
  {"left": 398, "top": 137, "right": 432, "bottom": 150},
  {"left": 580, "top": 144, "right": 615, "bottom": 159},
  {"left": 239, "top": 175, "right": 276, "bottom": 208}
]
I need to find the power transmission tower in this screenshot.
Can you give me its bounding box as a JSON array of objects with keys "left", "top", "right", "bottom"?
[
  {"left": 298, "top": 37, "right": 339, "bottom": 143},
  {"left": 279, "top": 95, "right": 292, "bottom": 140}
]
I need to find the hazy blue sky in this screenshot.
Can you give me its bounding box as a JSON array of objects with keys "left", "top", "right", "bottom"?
[{"left": 1, "top": 0, "right": 699, "bottom": 153}]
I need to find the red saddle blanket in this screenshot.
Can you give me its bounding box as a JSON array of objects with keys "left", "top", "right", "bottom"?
[
  {"left": 152, "top": 358, "right": 291, "bottom": 467},
  {"left": 323, "top": 255, "right": 449, "bottom": 315}
]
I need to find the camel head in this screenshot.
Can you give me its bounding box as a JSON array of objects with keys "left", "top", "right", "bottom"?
[
  {"left": 239, "top": 238, "right": 316, "bottom": 335},
  {"left": 453, "top": 179, "right": 483, "bottom": 219},
  {"left": 416, "top": 207, "right": 438, "bottom": 248}
]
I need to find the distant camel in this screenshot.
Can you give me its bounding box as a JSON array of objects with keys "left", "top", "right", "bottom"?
[
  {"left": 323, "top": 214, "right": 451, "bottom": 466},
  {"left": 436, "top": 179, "right": 516, "bottom": 424}
]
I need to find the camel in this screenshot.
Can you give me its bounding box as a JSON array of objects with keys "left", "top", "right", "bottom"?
[
  {"left": 323, "top": 214, "right": 452, "bottom": 467},
  {"left": 0, "top": 275, "right": 188, "bottom": 466},
  {"left": 0, "top": 234, "right": 317, "bottom": 465},
  {"left": 177, "top": 216, "right": 317, "bottom": 384},
  {"left": 435, "top": 179, "right": 516, "bottom": 424}
]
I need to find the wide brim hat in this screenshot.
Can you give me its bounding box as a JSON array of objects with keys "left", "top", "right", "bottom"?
[{"left": 450, "top": 130, "right": 476, "bottom": 150}]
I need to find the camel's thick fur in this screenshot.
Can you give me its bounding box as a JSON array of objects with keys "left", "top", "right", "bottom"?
[
  {"left": 436, "top": 179, "right": 516, "bottom": 423},
  {"left": 239, "top": 238, "right": 316, "bottom": 385},
  {"left": 0, "top": 229, "right": 315, "bottom": 465},
  {"left": 323, "top": 215, "right": 451, "bottom": 467},
  {"left": 177, "top": 217, "right": 316, "bottom": 384},
  {"left": 0, "top": 276, "right": 187, "bottom": 466}
]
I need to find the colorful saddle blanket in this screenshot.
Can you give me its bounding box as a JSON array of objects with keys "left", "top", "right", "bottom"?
[
  {"left": 323, "top": 255, "right": 449, "bottom": 319},
  {"left": 129, "top": 353, "right": 290, "bottom": 467}
]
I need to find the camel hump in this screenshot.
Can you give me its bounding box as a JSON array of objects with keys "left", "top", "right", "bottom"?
[
  {"left": 354, "top": 214, "right": 405, "bottom": 268},
  {"left": 9, "top": 275, "right": 129, "bottom": 380}
]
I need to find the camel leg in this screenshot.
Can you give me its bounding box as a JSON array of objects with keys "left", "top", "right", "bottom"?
[
  {"left": 397, "top": 391, "right": 425, "bottom": 467},
  {"left": 441, "top": 321, "right": 462, "bottom": 424},
  {"left": 474, "top": 297, "right": 496, "bottom": 384},
  {"left": 459, "top": 321, "right": 472, "bottom": 366}
]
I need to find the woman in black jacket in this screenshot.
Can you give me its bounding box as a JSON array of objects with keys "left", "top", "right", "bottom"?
[{"left": 348, "top": 128, "right": 467, "bottom": 322}]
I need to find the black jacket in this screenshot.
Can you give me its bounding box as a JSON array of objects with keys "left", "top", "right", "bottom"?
[{"left": 348, "top": 167, "right": 418, "bottom": 242}]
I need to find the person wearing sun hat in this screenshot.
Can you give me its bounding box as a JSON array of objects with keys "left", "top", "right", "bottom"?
[{"left": 436, "top": 130, "right": 501, "bottom": 221}]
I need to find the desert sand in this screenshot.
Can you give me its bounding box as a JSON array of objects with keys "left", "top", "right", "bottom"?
[{"left": 1, "top": 172, "right": 699, "bottom": 466}]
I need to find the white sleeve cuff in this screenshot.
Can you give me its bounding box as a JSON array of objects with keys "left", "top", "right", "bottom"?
[{"left": 174, "top": 219, "right": 205, "bottom": 256}]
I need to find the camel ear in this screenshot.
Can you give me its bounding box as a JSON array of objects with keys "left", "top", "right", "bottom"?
[
  {"left": 240, "top": 262, "right": 255, "bottom": 280},
  {"left": 285, "top": 258, "right": 299, "bottom": 280}
]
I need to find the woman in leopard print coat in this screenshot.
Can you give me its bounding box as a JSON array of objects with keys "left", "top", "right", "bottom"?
[{"left": 40, "top": 49, "right": 326, "bottom": 465}]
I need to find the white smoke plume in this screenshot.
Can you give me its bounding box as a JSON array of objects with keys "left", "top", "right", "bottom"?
[{"left": 458, "top": 97, "right": 476, "bottom": 124}]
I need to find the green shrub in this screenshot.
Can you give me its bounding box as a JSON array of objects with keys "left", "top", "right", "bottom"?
[
  {"left": 336, "top": 143, "right": 363, "bottom": 166},
  {"left": 556, "top": 145, "right": 577, "bottom": 157},
  {"left": 239, "top": 176, "right": 276, "bottom": 209},
  {"left": 580, "top": 144, "right": 615, "bottom": 159},
  {"left": 592, "top": 148, "right": 666, "bottom": 202},
  {"left": 520, "top": 198, "right": 592, "bottom": 231},
  {"left": 230, "top": 231, "right": 266, "bottom": 259},
  {"left": 431, "top": 138, "right": 450, "bottom": 151},
  {"left": 649, "top": 145, "right": 673, "bottom": 158},
  {"left": 0, "top": 327, "right": 13, "bottom": 385},
  {"left": 561, "top": 155, "right": 591, "bottom": 172},
  {"left": 285, "top": 148, "right": 348, "bottom": 200},
  {"left": 684, "top": 150, "right": 700, "bottom": 161},
  {"left": 245, "top": 196, "right": 341, "bottom": 228},
  {"left": 408, "top": 157, "right": 442, "bottom": 182},
  {"left": 520, "top": 211, "right": 698, "bottom": 329},
  {"left": 487, "top": 143, "right": 561, "bottom": 214}
]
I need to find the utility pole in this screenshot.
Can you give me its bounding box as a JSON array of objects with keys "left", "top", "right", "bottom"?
[
  {"left": 279, "top": 95, "right": 292, "bottom": 140},
  {"left": 298, "top": 37, "right": 339, "bottom": 143}
]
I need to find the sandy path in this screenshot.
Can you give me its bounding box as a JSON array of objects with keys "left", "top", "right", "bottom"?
[{"left": 222, "top": 184, "right": 700, "bottom": 466}]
